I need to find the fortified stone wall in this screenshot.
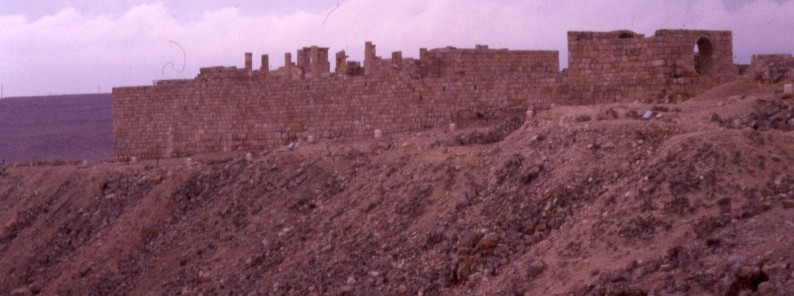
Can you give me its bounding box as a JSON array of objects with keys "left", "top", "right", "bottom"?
[
  {"left": 564, "top": 29, "right": 736, "bottom": 103},
  {"left": 750, "top": 54, "right": 794, "bottom": 69},
  {"left": 749, "top": 54, "right": 794, "bottom": 83},
  {"left": 349, "top": 43, "right": 559, "bottom": 79},
  {"left": 419, "top": 45, "right": 559, "bottom": 78},
  {"left": 114, "top": 29, "right": 743, "bottom": 160},
  {"left": 113, "top": 75, "right": 544, "bottom": 159}
]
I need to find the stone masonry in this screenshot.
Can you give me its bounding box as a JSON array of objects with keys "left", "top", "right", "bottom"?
[
  {"left": 113, "top": 29, "right": 743, "bottom": 160},
  {"left": 562, "top": 29, "right": 736, "bottom": 104},
  {"left": 748, "top": 54, "right": 794, "bottom": 83}
]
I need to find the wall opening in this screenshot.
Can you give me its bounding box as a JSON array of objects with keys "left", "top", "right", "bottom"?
[
  {"left": 617, "top": 30, "right": 637, "bottom": 39},
  {"left": 694, "top": 37, "right": 715, "bottom": 75},
  {"left": 618, "top": 32, "right": 634, "bottom": 39}
]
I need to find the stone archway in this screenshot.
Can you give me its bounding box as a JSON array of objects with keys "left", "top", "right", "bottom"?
[{"left": 694, "top": 37, "right": 715, "bottom": 75}]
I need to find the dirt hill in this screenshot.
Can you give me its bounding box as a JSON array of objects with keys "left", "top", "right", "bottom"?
[
  {"left": 0, "top": 94, "right": 112, "bottom": 163},
  {"left": 1, "top": 78, "right": 793, "bottom": 295}
]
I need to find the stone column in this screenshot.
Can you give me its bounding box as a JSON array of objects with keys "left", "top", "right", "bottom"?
[
  {"left": 297, "top": 49, "right": 308, "bottom": 79},
  {"left": 419, "top": 48, "right": 429, "bottom": 77},
  {"left": 297, "top": 49, "right": 306, "bottom": 69},
  {"left": 244, "top": 52, "right": 253, "bottom": 71},
  {"left": 311, "top": 45, "right": 321, "bottom": 79},
  {"left": 318, "top": 48, "right": 330, "bottom": 74},
  {"left": 364, "top": 41, "right": 376, "bottom": 76},
  {"left": 336, "top": 51, "right": 348, "bottom": 75},
  {"left": 284, "top": 52, "right": 292, "bottom": 79},
  {"left": 260, "top": 54, "right": 269, "bottom": 76},
  {"left": 392, "top": 51, "right": 402, "bottom": 68}
]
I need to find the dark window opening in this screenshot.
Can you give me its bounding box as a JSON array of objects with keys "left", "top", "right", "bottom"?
[{"left": 694, "top": 37, "right": 715, "bottom": 75}]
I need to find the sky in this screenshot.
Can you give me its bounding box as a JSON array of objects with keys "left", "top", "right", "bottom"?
[{"left": 0, "top": 0, "right": 793, "bottom": 97}]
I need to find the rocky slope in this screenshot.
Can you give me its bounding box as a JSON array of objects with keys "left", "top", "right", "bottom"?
[{"left": 1, "top": 79, "right": 793, "bottom": 295}]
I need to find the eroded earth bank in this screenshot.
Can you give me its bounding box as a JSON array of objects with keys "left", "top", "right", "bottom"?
[{"left": 1, "top": 79, "right": 793, "bottom": 295}]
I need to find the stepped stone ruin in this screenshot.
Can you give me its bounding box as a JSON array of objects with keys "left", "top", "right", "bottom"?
[{"left": 112, "top": 28, "right": 789, "bottom": 160}]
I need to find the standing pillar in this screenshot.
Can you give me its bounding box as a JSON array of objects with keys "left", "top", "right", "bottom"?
[
  {"left": 336, "top": 51, "right": 348, "bottom": 75},
  {"left": 244, "top": 52, "right": 253, "bottom": 71},
  {"left": 284, "top": 52, "right": 292, "bottom": 79},
  {"left": 311, "top": 45, "right": 321, "bottom": 79},
  {"left": 364, "top": 41, "right": 376, "bottom": 76},
  {"left": 392, "top": 51, "right": 402, "bottom": 69},
  {"left": 260, "top": 54, "right": 269, "bottom": 76},
  {"left": 419, "top": 48, "right": 430, "bottom": 77},
  {"left": 297, "top": 49, "right": 308, "bottom": 78},
  {"left": 318, "top": 48, "right": 330, "bottom": 73}
]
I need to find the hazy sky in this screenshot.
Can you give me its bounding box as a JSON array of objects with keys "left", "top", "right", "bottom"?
[{"left": 1, "top": 0, "right": 793, "bottom": 97}]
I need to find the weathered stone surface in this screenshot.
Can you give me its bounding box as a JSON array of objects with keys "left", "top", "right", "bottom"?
[{"left": 113, "top": 29, "right": 741, "bottom": 160}]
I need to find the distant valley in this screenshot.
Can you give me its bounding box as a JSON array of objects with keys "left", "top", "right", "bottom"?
[{"left": 0, "top": 94, "right": 112, "bottom": 163}]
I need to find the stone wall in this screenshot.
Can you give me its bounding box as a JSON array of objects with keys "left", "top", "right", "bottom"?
[
  {"left": 357, "top": 43, "right": 559, "bottom": 79},
  {"left": 113, "top": 29, "right": 743, "bottom": 160},
  {"left": 749, "top": 54, "right": 794, "bottom": 83},
  {"left": 419, "top": 45, "right": 559, "bottom": 78},
  {"left": 564, "top": 29, "right": 736, "bottom": 103},
  {"left": 113, "top": 75, "right": 546, "bottom": 159}
]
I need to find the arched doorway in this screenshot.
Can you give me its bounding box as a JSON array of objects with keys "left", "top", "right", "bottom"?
[{"left": 693, "top": 38, "right": 714, "bottom": 75}]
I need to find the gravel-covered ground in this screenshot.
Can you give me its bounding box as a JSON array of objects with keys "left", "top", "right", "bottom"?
[{"left": 1, "top": 79, "right": 793, "bottom": 295}]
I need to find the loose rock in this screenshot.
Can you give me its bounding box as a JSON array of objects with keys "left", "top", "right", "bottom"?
[{"left": 528, "top": 261, "right": 547, "bottom": 278}]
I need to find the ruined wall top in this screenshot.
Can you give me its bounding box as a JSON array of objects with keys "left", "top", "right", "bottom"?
[
  {"left": 115, "top": 28, "right": 756, "bottom": 160},
  {"left": 182, "top": 41, "right": 561, "bottom": 84},
  {"left": 568, "top": 29, "right": 732, "bottom": 41},
  {"left": 153, "top": 28, "right": 738, "bottom": 89},
  {"left": 567, "top": 30, "right": 645, "bottom": 40}
]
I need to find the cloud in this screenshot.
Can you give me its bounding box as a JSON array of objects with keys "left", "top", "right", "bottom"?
[{"left": 0, "top": 0, "right": 792, "bottom": 97}]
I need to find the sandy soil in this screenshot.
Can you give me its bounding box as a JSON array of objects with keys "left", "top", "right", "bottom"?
[{"left": 0, "top": 78, "right": 793, "bottom": 295}]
